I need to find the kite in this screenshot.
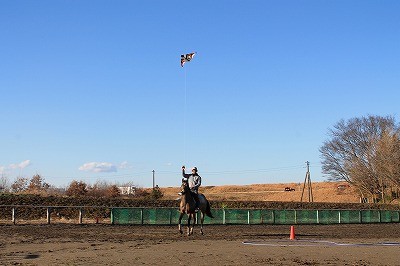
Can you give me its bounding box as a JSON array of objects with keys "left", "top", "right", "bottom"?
[{"left": 181, "top": 52, "right": 196, "bottom": 67}]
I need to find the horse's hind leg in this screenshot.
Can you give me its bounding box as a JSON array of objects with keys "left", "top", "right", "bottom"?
[
  {"left": 178, "top": 213, "right": 184, "bottom": 234},
  {"left": 190, "top": 214, "right": 196, "bottom": 235},
  {"left": 200, "top": 212, "right": 204, "bottom": 235},
  {"left": 187, "top": 215, "right": 191, "bottom": 236}
]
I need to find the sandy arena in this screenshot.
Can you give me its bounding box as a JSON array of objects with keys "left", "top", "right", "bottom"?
[{"left": 2, "top": 223, "right": 400, "bottom": 265}]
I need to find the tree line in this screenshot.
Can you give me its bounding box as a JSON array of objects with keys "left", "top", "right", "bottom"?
[{"left": 0, "top": 175, "right": 163, "bottom": 199}]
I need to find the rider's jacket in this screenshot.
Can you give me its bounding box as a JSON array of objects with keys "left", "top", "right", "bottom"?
[{"left": 182, "top": 169, "right": 201, "bottom": 193}]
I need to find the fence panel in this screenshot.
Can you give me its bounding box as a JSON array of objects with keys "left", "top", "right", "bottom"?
[
  {"left": 260, "top": 209, "right": 274, "bottom": 224},
  {"left": 296, "top": 210, "right": 318, "bottom": 224},
  {"left": 391, "top": 211, "right": 400, "bottom": 222},
  {"left": 142, "top": 208, "right": 172, "bottom": 225},
  {"left": 339, "top": 210, "right": 361, "bottom": 224},
  {"left": 274, "top": 210, "right": 296, "bottom": 224},
  {"left": 380, "top": 210, "right": 391, "bottom": 223},
  {"left": 112, "top": 208, "right": 142, "bottom": 225},
  {"left": 225, "top": 209, "right": 249, "bottom": 224},
  {"left": 361, "top": 210, "right": 380, "bottom": 223},
  {"left": 249, "top": 209, "right": 262, "bottom": 224},
  {"left": 171, "top": 209, "right": 180, "bottom": 223},
  {"left": 203, "top": 209, "right": 224, "bottom": 224},
  {"left": 318, "top": 210, "right": 340, "bottom": 224}
]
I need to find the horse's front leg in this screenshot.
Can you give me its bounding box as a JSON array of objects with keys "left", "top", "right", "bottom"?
[
  {"left": 187, "top": 214, "right": 191, "bottom": 236},
  {"left": 178, "top": 212, "right": 184, "bottom": 234},
  {"left": 187, "top": 214, "right": 195, "bottom": 235}
]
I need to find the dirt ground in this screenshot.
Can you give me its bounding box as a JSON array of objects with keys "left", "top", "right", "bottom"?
[{"left": 2, "top": 223, "right": 400, "bottom": 265}]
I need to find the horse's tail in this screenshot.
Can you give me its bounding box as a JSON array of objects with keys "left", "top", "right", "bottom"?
[{"left": 205, "top": 200, "right": 213, "bottom": 218}]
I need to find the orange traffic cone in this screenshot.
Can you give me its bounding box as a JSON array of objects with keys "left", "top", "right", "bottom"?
[{"left": 290, "top": 225, "right": 295, "bottom": 240}]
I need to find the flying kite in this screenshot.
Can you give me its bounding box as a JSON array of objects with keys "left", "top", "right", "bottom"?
[{"left": 181, "top": 52, "right": 196, "bottom": 67}]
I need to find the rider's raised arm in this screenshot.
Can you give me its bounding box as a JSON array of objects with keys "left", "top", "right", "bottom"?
[{"left": 182, "top": 168, "right": 191, "bottom": 179}]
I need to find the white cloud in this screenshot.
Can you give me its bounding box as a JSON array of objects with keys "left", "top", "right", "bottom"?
[
  {"left": 119, "top": 161, "right": 133, "bottom": 169},
  {"left": 9, "top": 160, "right": 31, "bottom": 170},
  {"left": 79, "top": 162, "right": 117, "bottom": 173}
]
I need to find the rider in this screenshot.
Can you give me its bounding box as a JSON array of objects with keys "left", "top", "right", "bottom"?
[{"left": 181, "top": 165, "right": 202, "bottom": 210}]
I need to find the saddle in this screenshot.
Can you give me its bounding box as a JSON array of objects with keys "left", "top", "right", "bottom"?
[{"left": 190, "top": 192, "right": 206, "bottom": 206}]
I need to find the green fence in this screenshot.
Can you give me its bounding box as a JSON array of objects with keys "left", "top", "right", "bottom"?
[
  {"left": 111, "top": 208, "right": 400, "bottom": 225},
  {"left": 2, "top": 206, "right": 400, "bottom": 225}
]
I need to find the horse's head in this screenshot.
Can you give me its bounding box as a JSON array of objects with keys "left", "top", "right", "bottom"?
[{"left": 180, "top": 178, "right": 190, "bottom": 195}]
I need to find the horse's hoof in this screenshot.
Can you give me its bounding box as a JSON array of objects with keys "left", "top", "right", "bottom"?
[{"left": 179, "top": 230, "right": 183, "bottom": 234}]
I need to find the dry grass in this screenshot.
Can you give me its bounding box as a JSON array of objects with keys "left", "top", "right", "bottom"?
[{"left": 160, "top": 181, "right": 360, "bottom": 203}]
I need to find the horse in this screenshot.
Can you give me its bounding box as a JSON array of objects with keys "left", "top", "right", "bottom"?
[{"left": 178, "top": 181, "right": 213, "bottom": 235}]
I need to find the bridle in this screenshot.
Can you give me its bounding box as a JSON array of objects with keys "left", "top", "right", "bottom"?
[{"left": 180, "top": 181, "right": 189, "bottom": 195}]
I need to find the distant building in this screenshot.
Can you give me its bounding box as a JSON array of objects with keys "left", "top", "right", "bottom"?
[{"left": 118, "top": 186, "right": 136, "bottom": 195}]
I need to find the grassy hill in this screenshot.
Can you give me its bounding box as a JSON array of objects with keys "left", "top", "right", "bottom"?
[{"left": 160, "top": 181, "right": 359, "bottom": 203}]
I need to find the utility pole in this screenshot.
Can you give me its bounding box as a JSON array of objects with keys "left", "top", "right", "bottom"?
[
  {"left": 152, "top": 170, "right": 155, "bottom": 189},
  {"left": 301, "top": 161, "right": 313, "bottom": 202}
]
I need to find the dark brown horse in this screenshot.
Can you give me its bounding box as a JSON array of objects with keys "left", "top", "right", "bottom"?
[{"left": 178, "top": 181, "right": 213, "bottom": 235}]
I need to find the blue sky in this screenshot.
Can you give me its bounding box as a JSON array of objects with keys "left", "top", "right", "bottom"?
[{"left": 1, "top": 1, "right": 399, "bottom": 188}]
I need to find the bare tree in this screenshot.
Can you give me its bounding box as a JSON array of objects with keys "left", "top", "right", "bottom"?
[
  {"left": 27, "top": 174, "right": 50, "bottom": 193},
  {"left": 87, "top": 180, "right": 111, "bottom": 197},
  {"left": 106, "top": 185, "right": 121, "bottom": 198},
  {"left": 66, "top": 180, "right": 88, "bottom": 197},
  {"left": 11, "top": 177, "right": 28, "bottom": 193},
  {"left": 0, "top": 175, "right": 9, "bottom": 192},
  {"left": 320, "top": 115, "right": 400, "bottom": 202},
  {"left": 373, "top": 128, "right": 400, "bottom": 199}
]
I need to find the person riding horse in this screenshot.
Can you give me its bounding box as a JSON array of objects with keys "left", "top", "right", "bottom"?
[
  {"left": 181, "top": 166, "right": 201, "bottom": 211},
  {"left": 178, "top": 166, "right": 213, "bottom": 235}
]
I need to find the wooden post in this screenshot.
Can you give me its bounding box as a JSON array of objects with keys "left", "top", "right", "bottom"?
[
  {"left": 12, "top": 207, "right": 16, "bottom": 225},
  {"left": 272, "top": 210, "right": 275, "bottom": 224},
  {"left": 79, "top": 208, "right": 83, "bottom": 224},
  {"left": 110, "top": 208, "right": 114, "bottom": 225},
  {"left": 152, "top": 170, "right": 155, "bottom": 189},
  {"left": 47, "top": 207, "right": 51, "bottom": 224},
  {"left": 301, "top": 161, "right": 313, "bottom": 202}
]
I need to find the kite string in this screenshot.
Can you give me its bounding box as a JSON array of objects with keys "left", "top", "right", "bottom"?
[{"left": 184, "top": 66, "right": 187, "bottom": 163}]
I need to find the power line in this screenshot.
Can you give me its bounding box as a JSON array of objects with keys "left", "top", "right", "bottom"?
[
  {"left": 155, "top": 165, "right": 307, "bottom": 175},
  {"left": 18, "top": 163, "right": 322, "bottom": 181}
]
